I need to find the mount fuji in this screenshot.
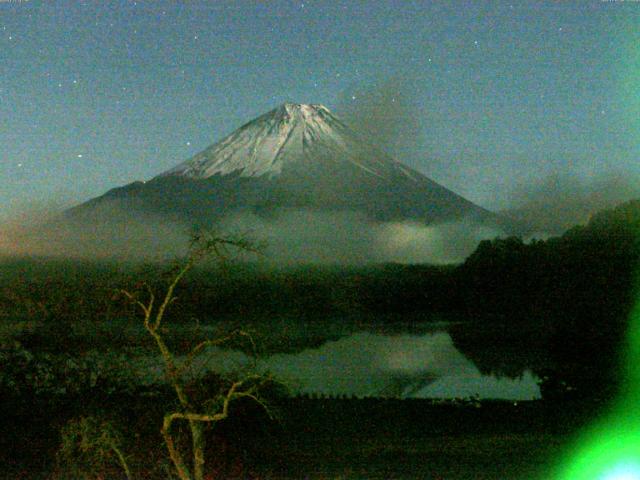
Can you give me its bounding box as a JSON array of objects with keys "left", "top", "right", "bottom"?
[{"left": 70, "top": 103, "right": 511, "bottom": 232}]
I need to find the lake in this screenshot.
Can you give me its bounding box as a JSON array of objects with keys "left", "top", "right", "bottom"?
[{"left": 130, "top": 322, "right": 541, "bottom": 400}]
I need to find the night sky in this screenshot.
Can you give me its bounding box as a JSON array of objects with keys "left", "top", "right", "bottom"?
[{"left": 3, "top": 0, "right": 639, "bottom": 221}]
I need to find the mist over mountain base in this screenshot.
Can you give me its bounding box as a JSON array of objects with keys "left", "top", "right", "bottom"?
[{"left": 0, "top": 206, "right": 505, "bottom": 265}]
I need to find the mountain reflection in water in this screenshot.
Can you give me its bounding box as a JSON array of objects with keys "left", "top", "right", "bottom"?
[
  {"left": 129, "top": 327, "right": 540, "bottom": 399},
  {"left": 130, "top": 329, "right": 541, "bottom": 400},
  {"left": 265, "top": 332, "right": 540, "bottom": 399}
]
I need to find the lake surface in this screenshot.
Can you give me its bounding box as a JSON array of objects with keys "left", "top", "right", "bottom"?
[
  {"left": 264, "top": 331, "right": 540, "bottom": 399},
  {"left": 132, "top": 326, "right": 541, "bottom": 400},
  {"left": 4, "top": 315, "right": 541, "bottom": 400}
]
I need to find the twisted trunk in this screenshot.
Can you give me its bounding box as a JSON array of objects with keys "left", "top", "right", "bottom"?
[{"left": 191, "top": 420, "right": 206, "bottom": 480}]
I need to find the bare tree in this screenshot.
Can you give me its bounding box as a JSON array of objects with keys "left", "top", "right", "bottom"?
[{"left": 121, "top": 232, "right": 274, "bottom": 480}]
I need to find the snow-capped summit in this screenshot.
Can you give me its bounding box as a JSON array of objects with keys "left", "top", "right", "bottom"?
[
  {"left": 70, "top": 102, "right": 518, "bottom": 235},
  {"left": 158, "top": 102, "right": 399, "bottom": 180}
]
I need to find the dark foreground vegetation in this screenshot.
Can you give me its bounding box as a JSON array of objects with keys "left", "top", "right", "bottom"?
[
  {"left": 1, "top": 199, "right": 639, "bottom": 478},
  {"left": 1, "top": 388, "right": 599, "bottom": 479}
]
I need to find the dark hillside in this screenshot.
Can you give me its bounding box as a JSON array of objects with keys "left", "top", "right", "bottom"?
[{"left": 452, "top": 200, "right": 640, "bottom": 401}]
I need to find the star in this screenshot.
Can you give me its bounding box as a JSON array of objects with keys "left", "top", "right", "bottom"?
[{"left": 186, "top": 141, "right": 191, "bottom": 146}]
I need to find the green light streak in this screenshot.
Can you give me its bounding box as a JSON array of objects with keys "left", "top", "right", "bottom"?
[
  {"left": 551, "top": 12, "right": 640, "bottom": 478},
  {"left": 552, "top": 302, "right": 640, "bottom": 479}
]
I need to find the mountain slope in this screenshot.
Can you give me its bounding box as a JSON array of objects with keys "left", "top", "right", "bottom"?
[{"left": 70, "top": 103, "right": 510, "bottom": 230}]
